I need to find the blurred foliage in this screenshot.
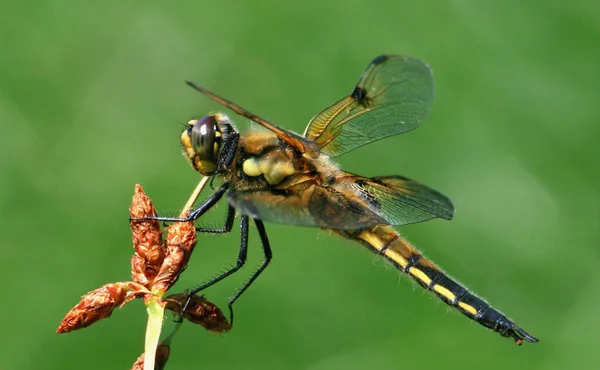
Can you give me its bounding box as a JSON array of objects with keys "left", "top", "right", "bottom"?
[{"left": 1, "top": 1, "right": 599, "bottom": 369}]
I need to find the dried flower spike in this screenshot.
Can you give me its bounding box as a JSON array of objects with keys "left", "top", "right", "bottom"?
[
  {"left": 165, "top": 293, "right": 232, "bottom": 333},
  {"left": 57, "top": 282, "right": 149, "bottom": 333},
  {"left": 131, "top": 343, "right": 170, "bottom": 370},
  {"left": 151, "top": 215, "right": 197, "bottom": 294},
  {"left": 130, "top": 184, "right": 165, "bottom": 286}
]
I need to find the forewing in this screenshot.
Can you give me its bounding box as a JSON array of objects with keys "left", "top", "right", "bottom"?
[
  {"left": 335, "top": 173, "right": 454, "bottom": 225},
  {"left": 227, "top": 184, "right": 387, "bottom": 229},
  {"left": 186, "top": 81, "right": 320, "bottom": 158},
  {"left": 304, "top": 55, "right": 434, "bottom": 157}
]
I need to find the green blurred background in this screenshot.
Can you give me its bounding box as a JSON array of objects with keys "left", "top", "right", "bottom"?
[{"left": 2, "top": 1, "right": 598, "bottom": 369}]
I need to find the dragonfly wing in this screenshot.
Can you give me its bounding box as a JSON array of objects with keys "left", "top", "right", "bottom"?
[
  {"left": 227, "top": 184, "right": 387, "bottom": 229},
  {"left": 334, "top": 173, "right": 454, "bottom": 225},
  {"left": 304, "top": 55, "right": 434, "bottom": 157},
  {"left": 186, "top": 81, "right": 321, "bottom": 158}
]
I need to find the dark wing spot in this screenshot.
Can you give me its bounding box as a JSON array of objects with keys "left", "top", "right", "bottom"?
[
  {"left": 371, "top": 55, "right": 390, "bottom": 65},
  {"left": 351, "top": 86, "right": 367, "bottom": 100},
  {"left": 351, "top": 86, "right": 373, "bottom": 108}
]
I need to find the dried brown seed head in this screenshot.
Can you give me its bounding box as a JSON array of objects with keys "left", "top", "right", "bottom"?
[
  {"left": 151, "top": 216, "right": 197, "bottom": 294},
  {"left": 131, "top": 343, "right": 170, "bottom": 370},
  {"left": 130, "top": 184, "right": 165, "bottom": 286},
  {"left": 131, "top": 254, "right": 151, "bottom": 287},
  {"left": 57, "top": 282, "right": 149, "bottom": 333},
  {"left": 165, "top": 293, "right": 232, "bottom": 333}
]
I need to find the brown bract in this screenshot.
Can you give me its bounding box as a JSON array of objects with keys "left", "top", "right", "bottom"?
[
  {"left": 165, "top": 293, "right": 232, "bottom": 333},
  {"left": 130, "top": 184, "right": 165, "bottom": 286},
  {"left": 151, "top": 215, "right": 197, "bottom": 294},
  {"left": 57, "top": 282, "right": 149, "bottom": 333},
  {"left": 131, "top": 344, "right": 170, "bottom": 370}
]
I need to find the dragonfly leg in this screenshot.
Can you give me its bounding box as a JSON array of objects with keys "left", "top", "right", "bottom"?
[
  {"left": 226, "top": 218, "right": 272, "bottom": 324},
  {"left": 130, "top": 182, "right": 230, "bottom": 223},
  {"left": 182, "top": 215, "right": 250, "bottom": 315},
  {"left": 195, "top": 205, "right": 235, "bottom": 234},
  {"left": 171, "top": 205, "right": 236, "bottom": 323}
]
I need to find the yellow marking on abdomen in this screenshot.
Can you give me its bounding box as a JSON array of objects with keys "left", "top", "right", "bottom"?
[
  {"left": 357, "top": 230, "right": 409, "bottom": 268},
  {"left": 458, "top": 302, "right": 478, "bottom": 316},
  {"left": 358, "top": 231, "right": 383, "bottom": 250},
  {"left": 433, "top": 284, "right": 456, "bottom": 302},
  {"left": 383, "top": 248, "right": 409, "bottom": 268},
  {"left": 409, "top": 267, "right": 432, "bottom": 286}
]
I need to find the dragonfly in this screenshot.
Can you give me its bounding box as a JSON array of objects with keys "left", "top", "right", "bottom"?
[{"left": 139, "top": 55, "right": 538, "bottom": 345}]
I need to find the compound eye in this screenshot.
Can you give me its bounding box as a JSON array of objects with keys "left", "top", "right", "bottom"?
[{"left": 190, "top": 116, "right": 218, "bottom": 160}]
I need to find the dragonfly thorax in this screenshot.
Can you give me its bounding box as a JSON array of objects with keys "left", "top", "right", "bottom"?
[
  {"left": 237, "top": 130, "right": 302, "bottom": 186},
  {"left": 242, "top": 152, "right": 295, "bottom": 185}
]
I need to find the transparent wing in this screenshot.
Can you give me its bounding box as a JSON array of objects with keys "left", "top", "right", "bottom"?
[
  {"left": 304, "top": 55, "right": 434, "bottom": 157},
  {"left": 227, "top": 173, "right": 452, "bottom": 229},
  {"left": 335, "top": 173, "right": 454, "bottom": 225},
  {"left": 186, "top": 81, "right": 321, "bottom": 158},
  {"left": 227, "top": 184, "right": 387, "bottom": 230}
]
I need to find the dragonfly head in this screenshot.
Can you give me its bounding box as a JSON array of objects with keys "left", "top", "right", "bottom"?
[{"left": 182, "top": 113, "right": 238, "bottom": 175}]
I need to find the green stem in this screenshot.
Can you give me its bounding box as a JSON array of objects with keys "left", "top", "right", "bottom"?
[{"left": 144, "top": 296, "right": 165, "bottom": 370}]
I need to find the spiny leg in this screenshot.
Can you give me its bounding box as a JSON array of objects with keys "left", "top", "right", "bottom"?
[
  {"left": 130, "top": 182, "right": 230, "bottom": 223},
  {"left": 170, "top": 204, "right": 236, "bottom": 324},
  {"left": 182, "top": 215, "right": 250, "bottom": 314},
  {"left": 132, "top": 183, "right": 271, "bottom": 325},
  {"left": 226, "top": 218, "right": 272, "bottom": 324},
  {"left": 195, "top": 205, "right": 235, "bottom": 234}
]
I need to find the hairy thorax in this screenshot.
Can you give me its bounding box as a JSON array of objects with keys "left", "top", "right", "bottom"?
[{"left": 221, "top": 130, "right": 338, "bottom": 191}]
